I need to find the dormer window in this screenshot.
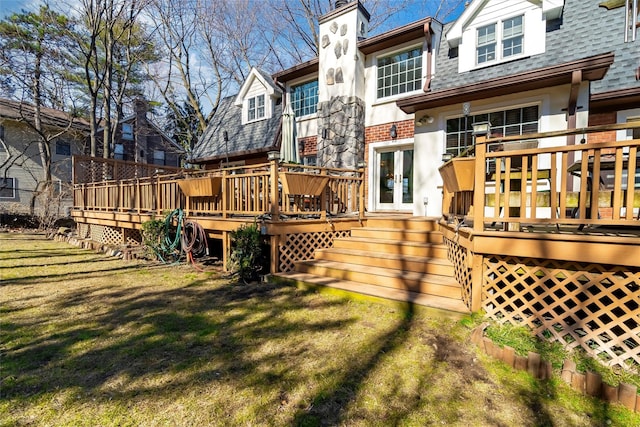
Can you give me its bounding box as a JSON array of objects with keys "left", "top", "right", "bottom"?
[
  {"left": 477, "top": 24, "right": 496, "bottom": 64},
  {"left": 248, "top": 95, "right": 265, "bottom": 121},
  {"left": 502, "top": 16, "right": 523, "bottom": 58},
  {"left": 477, "top": 15, "right": 524, "bottom": 65}
]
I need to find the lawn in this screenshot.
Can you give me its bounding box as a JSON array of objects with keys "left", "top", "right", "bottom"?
[{"left": 1, "top": 232, "right": 638, "bottom": 426}]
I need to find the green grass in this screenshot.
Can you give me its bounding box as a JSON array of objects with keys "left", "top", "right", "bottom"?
[{"left": 1, "top": 232, "right": 639, "bottom": 426}]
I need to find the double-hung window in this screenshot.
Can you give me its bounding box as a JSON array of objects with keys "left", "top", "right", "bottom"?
[
  {"left": 114, "top": 143, "right": 125, "bottom": 160},
  {"left": 0, "top": 177, "right": 15, "bottom": 198},
  {"left": 153, "top": 149, "right": 165, "bottom": 166},
  {"left": 502, "top": 16, "right": 523, "bottom": 58},
  {"left": 291, "top": 80, "right": 318, "bottom": 117},
  {"left": 377, "top": 47, "right": 423, "bottom": 99},
  {"left": 477, "top": 15, "right": 523, "bottom": 65},
  {"left": 477, "top": 24, "right": 496, "bottom": 64},
  {"left": 56, "top": 140, "right": 71, "bottom": 156},
  {"left": 122, "top": 123, "right": 134, "bottom": 140},
  {"left": 248, "top": 95, "right": 265, "bottom": 121}
]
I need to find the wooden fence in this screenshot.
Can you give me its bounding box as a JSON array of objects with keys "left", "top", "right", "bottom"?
[{"left": 72, "top": 157, "right": 365, "bottom": 220}]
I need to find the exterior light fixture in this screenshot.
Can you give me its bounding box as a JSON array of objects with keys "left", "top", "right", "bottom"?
[
  {"left": 322, "top": 128, "right": 328, "bottom": 139},
  {"left": 267, "top": 150, "right": 280, "bottom": 161},
  {"left": 390, "top": 124, "right": 397, "bottom": 139},
  {"left": 441, "top": 152, "right": 453, "bottom": 162},
  {"left": 472, "top": 121, "right": 492, "bottom": 137},
  {"left": 223, "top": 130, "right": 228, "bottom": 141}
]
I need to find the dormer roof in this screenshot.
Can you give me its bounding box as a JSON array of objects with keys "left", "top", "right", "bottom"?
[
  {"left": 445, "top": 0, "right": 565, "bottom": 48},
  {"left": 234, "top": 67, "right": 281, "bottom": 107}
]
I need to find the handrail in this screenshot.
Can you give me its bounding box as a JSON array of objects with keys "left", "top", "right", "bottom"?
[
  {"left": 442, "top": 122, "right": 640, "bottom": 231},
  {"left": 72, "top": 156, "right": 366, "bottom": 220}
]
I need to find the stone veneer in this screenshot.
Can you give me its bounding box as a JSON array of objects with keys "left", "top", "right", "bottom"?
[{"left": 317, "top": 95, "right": 365, "bottom": 169}]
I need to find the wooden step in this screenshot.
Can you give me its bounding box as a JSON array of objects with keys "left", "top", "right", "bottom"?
[
  {"left": 365, "top": 216, "right": 441, "bottom": 231},
  {"left": 295, "top": 259, "right": 462, "bottom": 299},
  {"left": 273, "top": 272, "right": 469, "bottom": 314},
  {"left": 332, "top": 237, "right": 448, "bottom": 259},
  {"left": 351, "top": 227, "right": 444, "bottom": 243},
  {"left": 314, "top": 247, "right": 454, "bottom": 276}
]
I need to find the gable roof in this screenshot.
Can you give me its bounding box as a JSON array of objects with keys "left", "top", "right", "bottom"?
[
  {"left": 446, "top": 0, "right": 565, "bottom": 48},
  {"left": 191, "top": 96, "right": 282, "bottom": 164},
  {"left": 96, "top": 113, "right": 185, "bottom": 153},
  {"left": 0, "top": 98, "right": 90, "bottom": 132},
  {"left": 234, "top": 67, "right": 281, "bottom": 107},
  {"left": 399, "top": 0, "right": 638, "bottom": 113}
]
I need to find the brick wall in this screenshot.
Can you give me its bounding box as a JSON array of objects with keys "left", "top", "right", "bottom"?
[
  {"left": 364, "top": 119, "right": 414, "bottom": 144},
  {"left": 299, "top": 135, "right": 317, "bottom": 157},
  {"left": 588, "top": 112, "right": 617, "bottom": 144}
]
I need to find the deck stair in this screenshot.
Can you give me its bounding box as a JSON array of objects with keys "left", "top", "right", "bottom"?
[{"left": 275, "top": 217, "right": 469, "bottom": 313}]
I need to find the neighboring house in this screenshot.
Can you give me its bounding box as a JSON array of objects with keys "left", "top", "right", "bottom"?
[
  {"left": 0, "top": 98, "right": 89, "bottom": 215},
  {"left": 191, "top": 68, "right": 283, "bottom": 168},
  {"left": 192, "top": 0, "right": 639, "bottom": 214},
  {"left": 96, "top": 98, "right": 185, "bottom": 167}
]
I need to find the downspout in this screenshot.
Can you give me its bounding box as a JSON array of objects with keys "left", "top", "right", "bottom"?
[{"left": 423, "top": 20, "right": 434, "bottom": 92}]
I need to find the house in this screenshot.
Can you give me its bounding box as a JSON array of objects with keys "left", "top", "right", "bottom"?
[
  {"left": 96, "top": 98, "right": 185, "bottom": 167},
  {"left": 0, "top": 98, "right": 89, "bottom": 216},
  {"left": 192, "top": 0, "right": 638, "bottom": 215},
  {"left": 191, "top": 68, "right": 283, "bottom": 168},
  {"left": 71, "top": 0, "right": 640, "bottom": 373}
]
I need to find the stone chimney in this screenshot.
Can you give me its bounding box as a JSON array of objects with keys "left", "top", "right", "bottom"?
[{"left": 316, "top": 1, "right": 370, "bottom": 169}]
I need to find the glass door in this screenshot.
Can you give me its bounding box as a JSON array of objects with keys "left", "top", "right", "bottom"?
[{"left": 375, "top": 147, "right": 414, "bottom": 211}]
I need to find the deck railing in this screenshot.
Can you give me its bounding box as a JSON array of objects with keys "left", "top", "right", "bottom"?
[
  {"left": 441, "top": 123, "right": 640, "bottom": 231},
  {"left": 72, "top": 157, "right": 365, "bottom": 220}
]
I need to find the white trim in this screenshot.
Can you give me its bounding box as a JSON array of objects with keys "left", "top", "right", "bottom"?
[
  {"left": 446, "top": 0, "right": 564, "bottom": 47},
  {"left": 234, "top": 67, "right": 280, "bottom": 107},
  {"left": 374, "top": 43, "right": 426, "bottom": 101},
  {"left": 367, "top": 137, "right": 414, "bottom": 212},
  {"left": 0, "top": 176, "right": 16, "bottom": 199}
]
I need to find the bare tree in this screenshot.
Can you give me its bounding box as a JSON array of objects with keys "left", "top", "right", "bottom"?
[
  {"left": 0, "top": 6, "right": 81, "bottom": 215},
  {"left": 73, "top": 0, "right": 153, "bottom": 158}
]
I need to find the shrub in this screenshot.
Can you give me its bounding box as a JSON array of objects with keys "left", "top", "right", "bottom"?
[{"left": 228, "top": 223, "right": 265, "bottom": 283}]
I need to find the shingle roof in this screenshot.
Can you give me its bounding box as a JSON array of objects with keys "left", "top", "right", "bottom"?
[
  {"left": 0, "top": 98, "right": 90, "bottom": 131},
  {"left": 432, "top": 0, "right": 638, "bottom": 95},
  {"left": 191, "top": 96, "right": 282, "bottom": 163}
]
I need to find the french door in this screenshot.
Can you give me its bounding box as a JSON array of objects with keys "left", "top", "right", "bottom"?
[{"left": 375, "top": 146, "right": 414, "bottom": 211}]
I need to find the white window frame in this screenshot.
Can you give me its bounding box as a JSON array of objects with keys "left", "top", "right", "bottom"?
[
  {"left": 0, "top": 177, "right": 16, "bottom": 199},
  {"left": 376, "top": 45, "right": 423, "bottom": 100},
  {"left": 247, "top": 94, "right": 266, "bottom": 122},
  {"left": 476, "top": 15, "right": 524, "bottom": 65},
  {"left": 122, "top": 123, "right": 134, "bottom": 140},
  {"left": 290, "top": 80, "right": 319, "bottom": 118}
]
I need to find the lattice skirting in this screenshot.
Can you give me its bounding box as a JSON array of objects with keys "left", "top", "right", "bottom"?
[
  {"left": 483, "top": 255, "right": 640, "bottom": 369},
  {"left": 444, "top": 237, "right": 473, "bottom": 310},
  {"left": 77, "top": 223, "right": 90, "bottom": 239},
  {"left": 279, "top": 230, "right": 351, "bottom": 272},
  {"left": 124, "top": 228, "right": 142, "bottom": 246},
  {"left": 82, "top": 224, "right": 124, "bottom": 246}
]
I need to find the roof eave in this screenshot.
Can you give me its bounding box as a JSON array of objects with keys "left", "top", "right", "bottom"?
[
  {"left": 396, "top": 52, "right": 615, "bottom": 113},
  {"left": 358, "top": 17, "right": 434, "bottom": 55},
  {"left": 590, "top": 87, "right": 640, "bottom": 114}
]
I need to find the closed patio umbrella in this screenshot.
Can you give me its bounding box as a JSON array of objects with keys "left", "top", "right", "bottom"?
[{"left": 280, "top": 103, "right": 300, "bottom": 164}]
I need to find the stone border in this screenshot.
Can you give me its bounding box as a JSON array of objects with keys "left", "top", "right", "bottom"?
[
  {"left": 471, "top": 323, "right": 640, "bottom": 412},
  {"left": 53, "top": 230, "right": 142, "bottom": 260}
]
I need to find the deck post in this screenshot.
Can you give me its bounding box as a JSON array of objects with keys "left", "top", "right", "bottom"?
[
  {"left": 473, "top": 135, "right": 487, "bottom": 232},
  {"left": 269, "top": 156, "right": 280, "bottom": 221},
  {"left": 222, "top": 169, "right": 228, "bottom": 218},
  {"left": 270, "top": 234, "right": 280, "bottom": 274},
  {"left": 470, "top": 252, "right": 483, "bottom": 312},
  {"left": 320, "top": 168, "right": 328, "bottom": 221},
  {"left": 358, "top": 166, "right": 365, "bottom": 220}
]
